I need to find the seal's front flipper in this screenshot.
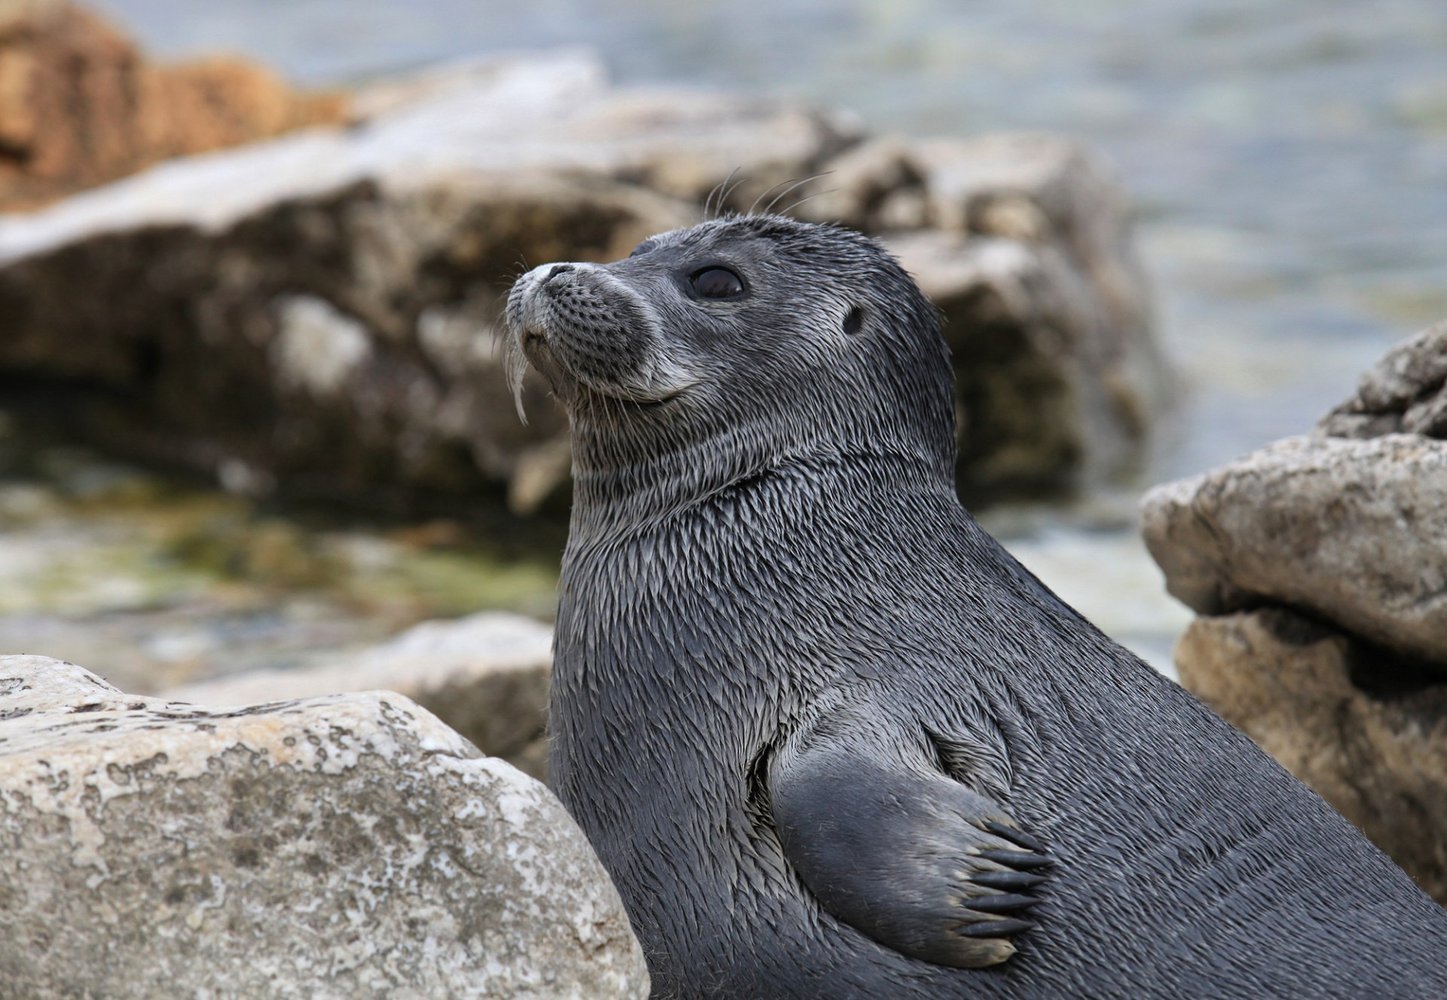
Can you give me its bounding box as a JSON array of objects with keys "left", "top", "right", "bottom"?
[{"left": 768, "top": 707, "right": 1052, "bottom": 968}]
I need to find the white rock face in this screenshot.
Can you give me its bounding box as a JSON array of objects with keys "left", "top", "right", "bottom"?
[{"left": 0, "top": 654, "right": 648, "bottom": 1000}]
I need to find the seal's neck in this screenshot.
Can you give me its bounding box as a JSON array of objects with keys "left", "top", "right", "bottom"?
[{"left": 566, "top": 411, "right": 951, "bottom": 546}]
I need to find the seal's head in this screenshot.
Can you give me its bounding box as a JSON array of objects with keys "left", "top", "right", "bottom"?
[{"left": 506, "top": 215, "right": 955, "bottom": 519}]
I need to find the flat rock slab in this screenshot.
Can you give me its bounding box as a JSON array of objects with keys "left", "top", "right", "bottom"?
[
  {"left": 1142, "top": 432, "right": 1447, "bottom": 669},
  {"left": 0, "top": 655, "right": 647, "bottom": 999},
  {"left": 167, "top": 612, "right": 554, "bottom": 780}
]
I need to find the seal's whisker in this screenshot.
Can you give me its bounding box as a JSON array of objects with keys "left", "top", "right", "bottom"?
[
  {"left": 706, "top": 167, "right": 742, "bottom": 219},
  {"left": 506, "top": 337, "right": 530, "bottom": 425},
  {"left": 763, "top": 173, "right": 831, "bottom": 217},
  {"left": 776, "top": 187, "right": 838, "bottom": 218},
  {"left": 717, "top": 169, "right": 749, "bottom": 218},
  {"left": 748, "top": 176, "right": 800, "bottom": 216}
]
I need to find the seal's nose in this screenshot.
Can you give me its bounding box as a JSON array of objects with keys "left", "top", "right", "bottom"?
[{"left": 545, "top": 264, "right": 574, "bottom": 284}]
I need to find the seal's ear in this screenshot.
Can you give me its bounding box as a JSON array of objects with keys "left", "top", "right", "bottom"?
[{"left": 843, "top": 307, "right": 864, "bottom": 336}]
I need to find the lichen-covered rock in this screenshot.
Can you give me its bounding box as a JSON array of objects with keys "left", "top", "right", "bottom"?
[
  {"left": 0, "top": 655, "right": 648, "bottom": 999},
  {"left": 1175, "top": 609, "right": 1447, "bottom": 903},
  {"left": 1142, "top": 433, "right": 1447, "bottom": 669},
  {"left": 167, "top": 612, "right": 553, "bottom": 780},
  {"left": 0, "top": 1, "right": 344, "bottom": 211}
]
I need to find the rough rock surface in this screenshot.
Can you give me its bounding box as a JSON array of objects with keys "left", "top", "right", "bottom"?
[
  {"left": 1143, "top": 433, "right": 1447, "bottom": 668},
  {"left": 167, "top": 612, "right": 553, "bottom": 780},
  {"left": 1318, "top": 319, "right": 1447, "bottom": 441},
  {"left": 1144, "top": 320, "right": 1447, "bottom": 902},
  {"left": 0, "top": 654, "right": 648, "bottom": 999},
  {"left": 0, "top": 1, "right": 344, "bottom": 211},
  {"left": 1176, "top": 609, "right": 1446, "bottom": 903},
  {"left": 1143, "top": 320, "right": 1447, "bottom": 670},
  {"left": 0, "top": 48, "right": 1163, "bottom": 511}
]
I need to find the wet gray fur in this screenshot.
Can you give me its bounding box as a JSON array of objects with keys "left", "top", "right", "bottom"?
[{"left": 506, "top": 215, "right": 1447, "bottom": 999}]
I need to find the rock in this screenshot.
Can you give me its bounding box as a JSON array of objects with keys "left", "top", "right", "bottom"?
[
  {"left": 795, "top": 131, "right": 1165, "bottom": 500},
  {"left": 1318, "top": 320, "right": 1447, "bottom": 440},
  {"left": 790, "top": 136, "right": 931, "bottom": 232},
  {"left": 914, "top": 135, "right": 1163, "bottom": 498},
  {"left": 0, "top": 654, "right": 648, "bottom": 999},
  {"left": 0, "top": 152, "right": 691, "bottom": 512},
  {"left": 167, "top": 612, "right": 554, "bottom": 780},
  {"left": 1142, "top": 433, "right": 1447, "bottom": 669},
  {"left": 0, "top": 49, "right": 1165, "bottom": 512},
  {"left": 1145, "top": 322, "right": 1447, "bottom": 903},
  {"left": 0, "top": 49, "right": 855, "bottom": 513},
  {"left": 888, "top": 224, "right": 1162, "bottom": 500},
  {"left": 1175, "top": 609, "right": 1447, "bottom": 903},
  {"left": 0, "top": 1, "right": 344, "bottom": 211}
]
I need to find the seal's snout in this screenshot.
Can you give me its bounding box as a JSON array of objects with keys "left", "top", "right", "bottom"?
[
  {"left": 505, "top": 263, "right": 556, "bottom": 349},
  {"left": 504, "top": 258, "right": 693, "bottom": 416}
]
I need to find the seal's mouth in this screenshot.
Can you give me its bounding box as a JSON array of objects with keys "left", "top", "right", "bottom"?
[
  {"left": 505, "top": 260, "right": 699, "bottom": 421},
  {"left": 599, "top": 386, "right": 687, "bottom": 411},
  {"left": 508, "top": 323, "right": 691, "bottom": 418}
]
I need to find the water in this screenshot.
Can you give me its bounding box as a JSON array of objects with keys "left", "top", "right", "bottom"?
[{"left": 37, "top": 2, "right": 1447, "bottom": 674}]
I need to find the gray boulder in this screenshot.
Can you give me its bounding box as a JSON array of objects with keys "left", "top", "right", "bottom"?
[
  {"left": 0, "top": 654, "right": 648, "bottom": 999},
  {"left": 1143, "top": 433, "right": 1447, "bottom": 668},
  {"left": 1143, "top": 321, "right": 1447, "bottom": 669}
]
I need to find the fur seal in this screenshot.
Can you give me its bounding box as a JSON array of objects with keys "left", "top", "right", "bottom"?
[{"left": 506, "top": 215, "right": 1447, "bottom": 999}]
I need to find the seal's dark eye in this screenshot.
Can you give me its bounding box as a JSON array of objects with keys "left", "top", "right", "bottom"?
[{"left": 690, "top": 266, "right": 745, "bottom": 299}]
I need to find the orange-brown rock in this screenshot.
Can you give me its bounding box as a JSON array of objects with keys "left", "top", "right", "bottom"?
[{"left": 0, "top": 1, "right": 345, "bottom": 211}]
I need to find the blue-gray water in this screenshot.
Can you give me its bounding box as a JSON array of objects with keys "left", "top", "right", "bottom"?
[{"left": 68, "top": 1, "right": 1447, "bottom": 672}]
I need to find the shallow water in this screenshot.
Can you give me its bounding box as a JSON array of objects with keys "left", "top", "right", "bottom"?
[{"left": 18, "top": 1, "right": 1447, "bottom": 678}]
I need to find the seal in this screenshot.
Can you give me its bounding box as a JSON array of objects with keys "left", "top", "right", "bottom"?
[{"left": 507, "top": 215, "right": 1447, "bottom": 999}]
